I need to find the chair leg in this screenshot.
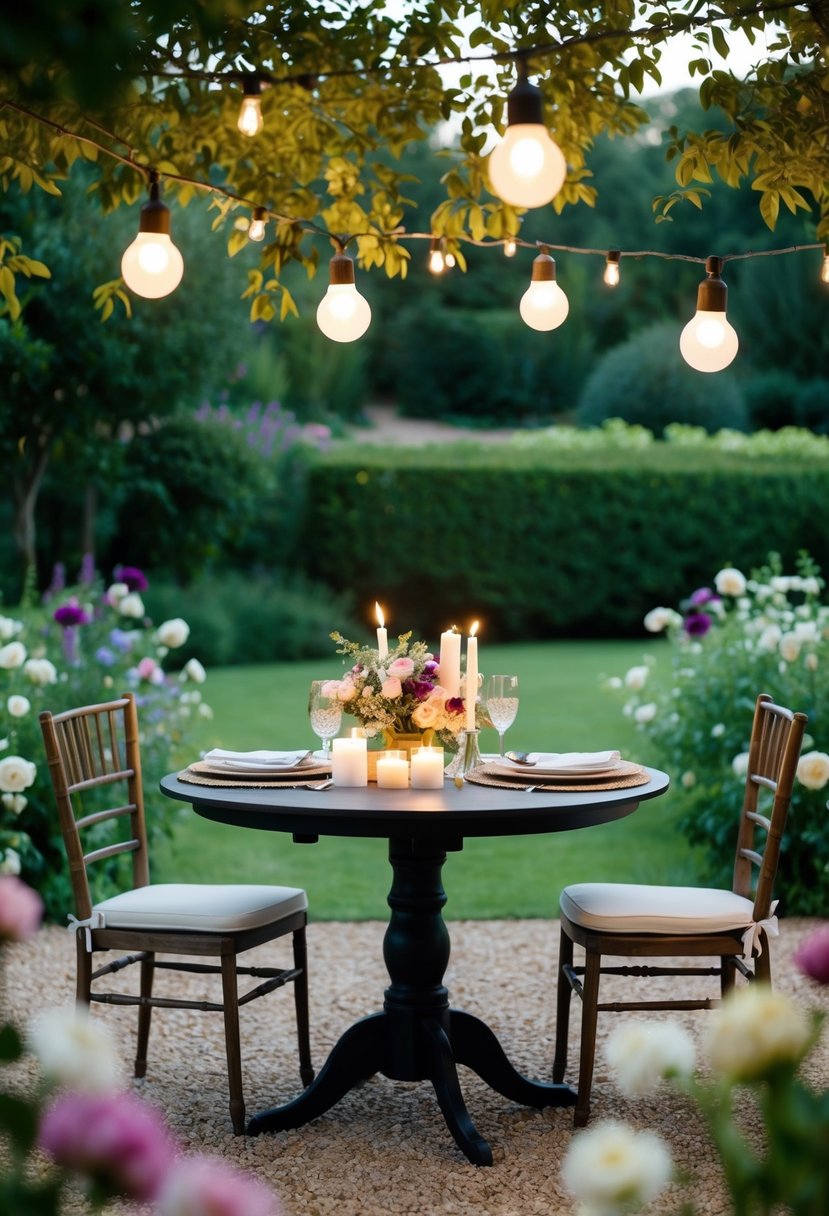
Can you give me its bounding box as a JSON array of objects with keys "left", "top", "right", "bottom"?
[
  {"left": 292, "top": 927, "right": 315, "bottom": 1087},
  {"left": 574, "top": 948, "right": 602, "bottom": 1128},
  {"left": 75, "top": 932, "right": 92, "bottom": 1006},
  {"left": 220, "top": 954, "right": 245, "bottom": 1135},
  {"left": 552, "top": 925, "right": 574, "bottom": 1084},
  {"left": 754, "top": 937, "right": 772, "bottom": 986},
  {"left": 135, "top": 952, "right": 155, "bottom": 1079},
  {"left": 721, "top": 955, "right": 737, "bottom": 996}
]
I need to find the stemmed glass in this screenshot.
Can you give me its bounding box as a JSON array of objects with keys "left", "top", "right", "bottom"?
[
  {"left": 308, "top": 680, "right": 342, "bottom": 762},
  {"left": 484, "top": 674, "right": 519, "bottom": 758}
]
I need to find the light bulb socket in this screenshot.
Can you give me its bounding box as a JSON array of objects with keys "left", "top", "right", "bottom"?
[
  {"left": 697, "top": 255, "right": 727, "bottom": 311},
  {"left": 139, "top": 171, "right": 171, "bottom": 235},
  {"left": 530, "top": 251, "right": 557, "bottom": 282},
  {"left": 242, "top": 73, "right": 262, "bottom": 98},
  {"left": 328, "top": 252, "right": 356, "bottom": 285},
  {"left": 606, "top": 250, "right": 620, "bottom": 269},
  {"left": 506, "top": 74, "right": 545, "bottom": 127},
  {"left": 252, "top": 205, "right": 267, "bottom": 223}
]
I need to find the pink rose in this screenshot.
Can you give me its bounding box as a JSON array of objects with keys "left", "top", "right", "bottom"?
[
  {"left": 381, "top": 677, "right": 402, "bottom": 699},
  {"left": 337, "top": 680, "right": 358, "bottom": 702},
  {"left": 794, "top": 924, "right": 829, "bottom": 985},
  {"left": 388, "top": 657, "right": 415, "bottom": 678},
  {"left": 157, "top": 1155, "right": 281, "bottom": 1216},
  {"left": 137, "top": 657, "right": 158, "bottom": 680},
  {"left": 0, "top": 875, "right": 43, "bottom": 941},
  {"left": 320, "top": 679, "right": 341, "bottom": 698}
]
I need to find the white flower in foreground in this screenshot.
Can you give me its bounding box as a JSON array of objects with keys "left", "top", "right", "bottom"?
[
  {"left": 118, "top": 593, "right": 145, "bottom": 619},
  {"left": 706, "top": 986, "right": 812, "bottom": 1082},
  {"left": 24, "top": 657, "right": 58, "bottom": 686},
  {"left": 106, "top": 581, "right": 129, "bottom": 603},
  {"left": 0, "top": 848, "right": 21, "bottom": 875},
  {"left": 29, "top": 1007, "right": 123, "bottom": 1093},
  {"left": 1, "top": 792, "right": 27, "bottom": 814},
  {"left": 634, "top": 702, "right": 657, "bottom": 724},
  {"left": 0, "top": 641, "right": 27, "bottom": 669},
  {"left": 732, "top": 751, "right": 750, "bottom": 779},
  {"left": 714, "top": 567, "right": 747, "bottom": 597},
  {"left": 0, "top": 755, "right": 36, "bottom": 793},
  {"left": 605, "top": 1021, "right": 696, "bottom": 1096},
  {"left": 624, "top": 665, "right": 649, "bottom": 691},
  {"left": 7, "top": 694, "right": 31, "bottom": 718},
  {"left": 643, "top": 607, "right": 680, "bottom": 633},
  {"left": 156, "top": 617, "right": 190, "bottom": 648},
  {"left": 183, "top": 657, "right": 206, "bottom": 684},
  {"left": 796, "top": 750, "right": 829, "bottom": 791},
  {"left": 562, "top": 1119, "right": 672, "bottom": 1216}
]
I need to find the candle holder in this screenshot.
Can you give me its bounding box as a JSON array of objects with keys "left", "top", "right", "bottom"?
[{"left": 445, "top": 729, "right": 483, "bottom": 781}]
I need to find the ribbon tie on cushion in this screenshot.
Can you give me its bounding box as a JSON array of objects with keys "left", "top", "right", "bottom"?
[
  {"left": 67, "top": 911, "right": 106, "bottom": 951},
  {"left": 741, "top": 900, "right": 779, "bottom": 957}
]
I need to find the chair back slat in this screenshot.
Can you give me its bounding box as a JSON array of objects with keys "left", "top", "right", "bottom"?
[
  {"left": 732, "top": 693, "right": 807, "bottom": 919},
  {"left": 39, "top": 693, "right": 150, "bottom": 920}
]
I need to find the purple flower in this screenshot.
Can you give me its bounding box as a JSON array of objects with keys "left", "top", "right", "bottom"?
[
  {"left": 44, "top": 562, "right": 66, "bottom": 599},
  {"left": 39, "top": 1091, "right": 176, "bottom": 1202},
  {"left": 689, "top": 586, "right": 715, "bottom": 606},
  {"left": 404, "top": 678, "right": 434, "bottom": 701},
  {"left": 683, "top": 611, "right": 712, "bottom": 637},
  {"left": 446, "top": 697, "right": 464, "bottom": 716},
  {"left": 794, "top": 925, "right": 829, "bottom": 985},
  {"left": 110, "top": 628, "right": 135, "bottom": 653},
  {"left": 54, "top": 599, "right": 90, "bottom": 628},
  {"left": 115, "top": 566, "right": 149, "bottom": 592},
  {"left": 95, "top": 646, "right": 116, "bottom": 667},
  {"left": 157, "top": 1155, "right": 281, "bottom": 1216},
  {"left": 0, "top": 875, "right": 43, "bottom": 941},
  {"left": 422, "top": 660, "right": 440, "bottom": 676}
]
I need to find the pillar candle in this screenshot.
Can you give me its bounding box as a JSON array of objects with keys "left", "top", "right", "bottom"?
[
  {"left": 439, "top": 628, "right": 461, "bottom": 697},
  {"left": 410, "top": 746, "right": 445, "bottom": 789},
  {"left": 376, "top": 750, "right": 409, "bottom": 789},
  {"left": 375, "top": 601, "right": 388, "bottom": 660},
  {"left": 465, "top": 622, "right": 479, "bottom": 731},
  {"left": 331, "top": 735, "right": 368, "bottom": 787}
]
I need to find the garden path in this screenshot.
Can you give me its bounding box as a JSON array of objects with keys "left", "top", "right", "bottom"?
[{"left": 343, "top": 403, "right": 520, "bottom": 447}]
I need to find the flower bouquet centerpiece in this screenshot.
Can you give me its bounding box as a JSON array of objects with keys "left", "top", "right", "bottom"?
[{"left": 325, "top": 628, "right": 484, "bottom": 755}]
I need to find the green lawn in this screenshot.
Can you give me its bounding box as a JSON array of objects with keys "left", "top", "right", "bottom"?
[{"left": 155, "top": 639, "right": 700, "bottom": 920}]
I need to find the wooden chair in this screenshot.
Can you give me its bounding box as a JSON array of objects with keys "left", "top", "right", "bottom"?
[
  {"left": 39, "top": 692, "right": 314, "bottom": 1134},
  {"left": 553, "top": 692, "right": 807, "bottom": 1127}
]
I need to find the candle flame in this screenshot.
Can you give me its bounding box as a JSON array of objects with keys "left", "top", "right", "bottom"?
[
  {"left": 470, "top": 620, "right": 479, "bottom": 637},
  {"left": 375, "top": 601, "right": 385, "bottom": 628}
]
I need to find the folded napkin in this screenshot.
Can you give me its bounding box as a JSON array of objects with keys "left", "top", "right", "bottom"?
[
  {"left": 202, "top": 748, "right": 313, "bottom": 772},
  {"left": 496, "top": 749, "right": 622, "bottom": 777}
]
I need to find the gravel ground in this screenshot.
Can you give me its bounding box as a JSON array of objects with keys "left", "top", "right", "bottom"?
[{"left": 3, "top": 918, "right": 828, "bottom": 1216}]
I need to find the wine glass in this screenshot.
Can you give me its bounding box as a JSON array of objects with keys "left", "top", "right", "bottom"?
[
  {"left": 308, "top": 680, "right": 342, "bottom": 762},
  {"left": 484, "top": 674, "right": 519, "bottom": 757}
]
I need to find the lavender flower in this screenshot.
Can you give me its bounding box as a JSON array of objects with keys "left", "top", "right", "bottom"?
[
  {"left": 78, "top": 553, "right": 96, "bottom": 586},
  {"left": 110, "top": 628, "right": 135, "bottom": 653},
  {"left": 95, "top": 646, "right": 116, "bottom": 667}
]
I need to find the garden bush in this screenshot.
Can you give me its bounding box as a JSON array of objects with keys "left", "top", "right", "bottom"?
[
  {"left": 743, "top": 368, "right": 801, "bottom": 431},
  {"left": 0, "top": 564, "right": 210, "bottom": 920},
  {"left": 575, "top": 322, "right": 748, "bottom": 435},
  {"left": 793, "top": 377, "right": 829, "bottom": 434},
  {"left": 606, "top": 552, "right": 829, "bottom": 915}
]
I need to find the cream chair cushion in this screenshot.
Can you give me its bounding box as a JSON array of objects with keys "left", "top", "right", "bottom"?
[
  {"left": 94, "top": 883, "right": 308, "bottom": 933},
  {"left": 560, "top": 882, "right": 756, "bottom": 936}
]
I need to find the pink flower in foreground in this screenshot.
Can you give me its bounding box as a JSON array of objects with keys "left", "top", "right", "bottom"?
[
  {"left": 0, "top": 875, "right": 43, "bottom": 941},
  {"left": 794, "top": 924, "right": 829, "bottom": 985},
  {"left": 157, "top": 1155, "right": 281, "bottom": 1216},
  {"left": 388, "top": 657, "right": 415, "bottom": 678},
  {"left": 39, "top": 1091, "right": 176, "bottom": 1202}
]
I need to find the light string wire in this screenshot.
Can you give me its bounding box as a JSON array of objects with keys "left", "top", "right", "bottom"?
[{"left": 1, "top": 97, "right": 825, "bottom": 271}]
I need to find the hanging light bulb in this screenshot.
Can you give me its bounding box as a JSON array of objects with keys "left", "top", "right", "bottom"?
[
  {"left": 503, "top": 237, "right": 518, "bottom": 257},
  {"left": 603, "top": 250, "right": 621, "bottom": 287},
  {"left": 248, "top": 206, "right": 267, "bottom": 242},
  {"left": 679, "top": 255, "right": 739, "bottom": 373},
  {"left": 428, "top": 237, "right": 446, "bottom": 275},
  {"left": 316, "top": 250, "right": 372, "bottom": 343},
  {"left": 120, "top": 171, "right": 184, "bottom": 299},
  {"left": 820, "top": 246, "right": 829, "bottom": 285},
  {"left": 488, "top": 63, "right": 567, "bottom": 209},
  {"left": 238, "top": 75, "right": 264, "bottom": 137},
  {"left": 519, "top": 249, "right": 569, "bottom": 331},
  {"left": 444, "top": 249, "right": 456, "bottom": 269}
]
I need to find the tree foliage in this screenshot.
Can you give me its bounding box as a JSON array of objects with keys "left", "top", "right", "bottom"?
[{"left": 1, "top": 0, "right": 828, "bottom": 323}]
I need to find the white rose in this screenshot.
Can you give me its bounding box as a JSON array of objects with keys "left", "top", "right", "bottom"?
[
  {"left": 605, "top": 1020, "right": 696, "bottom": 1096},
  {"left": 796, "top": 750, "right": 829, "bottom": 790},
  {"left": 24, "top": 658, "right": 57, "bottom": 686},
  {"left": 106, "top": 582, "right": 129, "bottom": 602},
  {"left": 28, "top": 1008, "right": 123, "bottom": 1093},
  {"left": 0, "top": 641, "right": 27, "bottom": 669},
  {"left": 183, "top": 657, "right": 206, "bottom": 683},
  {"left": 732, "top": 751, "right": 750, "bottom": 778},
  {"left": 1, "top": 792, "right": 27, "bottom": 814},
  {"left": 643, "top": 607, "right": 680, "bottom": 633},
  {"left": 0, "top": 615, "right": 23, "bottom": 640},
  {"left": 605, "top": 676, "right": 623, "bottom": 690},
  {"left": 714, "top": 567, "right": 747, "bottom": 597},
  {"left": 805, "top": 652, "right": 819, "bottom": 672},
  {"left": 624, "top": 665, "right": 649, "bottom": 691},
  {"left": 802, "top": 576, "right": 821, "bottom": 595},
  {"left": 758, "top": 624, "right": 782, "bottom": 652},
  {"left": 794, "top": 620, "right": 819, "bottom": 642},
  {"left": 156, "top": 617, "right": 190, "bottom": 648},
  {"left": 681, "top": 770, "right": 696, "bottom": 788},
  {"left": 0, "top": 848, "right": 21, "bottom": 875},
  {"left": 562, "top": 1120, "right": 672, "bottom": 1213},
  {"left": 711, "top": 723, "right": 725, "bottom": 738},
  {"left": 634, "top": 702, "right": 657, "bottom": 724},
  {"left": 411, "top": 699, "right": 441, "bottom": 728},
  {"left": 198, "top": 702, "right": 214, "bottom": 720},
  {"left": 779, "top": 632, "right": 801, "bottom": 663},
  {"left": 706, "top": 986, "right": 812, "bottom": 1082},
  {"left": 770, "top": 576, "right": 791, "bottom": 593},
  {"left": 7, "top": 695, "right": 31, "bottom": 718},
  {"left": 0, "top": 755, "right": 37, "bottom": 793},
  {"left": 118, "top": 593, "right": 145, "bottom": 619}
]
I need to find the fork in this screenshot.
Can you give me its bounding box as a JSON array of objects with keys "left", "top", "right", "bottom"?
[{"left": 306, "top": 777, "right": 333, "bottom": 791}]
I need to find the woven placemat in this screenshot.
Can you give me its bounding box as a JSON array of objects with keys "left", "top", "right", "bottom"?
[
  {"left": 465, "top": 761, "right": 651, "bottom": 792},
  {"left": 176, "top": 767, "right": 331, "bottom": 790}
]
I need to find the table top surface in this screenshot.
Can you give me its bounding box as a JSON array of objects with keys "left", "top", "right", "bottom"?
[{"left": 160, "top": 767, "right": 670, "bottom": 842}]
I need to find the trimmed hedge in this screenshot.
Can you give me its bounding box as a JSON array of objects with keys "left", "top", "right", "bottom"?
[{"left": 300, "top": 444, "right": 829, "bottom": 639}]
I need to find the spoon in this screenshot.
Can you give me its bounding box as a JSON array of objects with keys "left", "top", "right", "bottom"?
[
  {"left": 505, "top": 751, "right": 535, "bottom": 766},
  {"left": 307, "top": 778, "right": 333, "bottom": 791}
]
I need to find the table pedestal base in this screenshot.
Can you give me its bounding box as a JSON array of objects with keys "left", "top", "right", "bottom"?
[{"left": 247, "top": 837, "right": 575, "bottom": 1164}]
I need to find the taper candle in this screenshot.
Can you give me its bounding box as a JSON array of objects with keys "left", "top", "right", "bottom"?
[
  {"left": 465, "top": 621, "right": 479, "bottom": 731},
  {"left": 375, "top": 602, "right": 388, "bottom": 660},
  {"left": 439, "top": 626, "right": 461, "bottom": 697}
]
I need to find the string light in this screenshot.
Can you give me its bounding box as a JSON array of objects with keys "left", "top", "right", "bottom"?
[
  {"left": 519, "top": 249, "right": 569, "bottom": 331},
  {"left": 503, "top": 237, "right": 518, "bottom": 257},
  {"left": 488, "top": 62, "right": 567, "bottom": 209},
  {"left": 120, "top": 170, "right": 184, "bottom": 299},
  {"left": 316, "top": 249, "right": 372, "bottom": 342},
  {"left": 679, "top": 255, "right": 739, "bottom": 373},
  {"left": 444, "top": 250, "right": 456, "bottom": 268},
  {"left": 237, "top": 75, "right": 264, "bottom": 137},
  {"left": 820, "top": 246, "right": 829, "bottom": 284},
  {"left": 248, "top": 206, "right": 267, "bottom": 242},
  {"left": 428, "top": 237, "right": 446, "bottom": 274},
  {"left": 603, "top": 250, "right": 621, "bottom": 287}
]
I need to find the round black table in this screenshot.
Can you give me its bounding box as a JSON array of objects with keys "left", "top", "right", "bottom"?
[{"left": 161, "top": 768, "right": 669, "bottom": 1165}]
